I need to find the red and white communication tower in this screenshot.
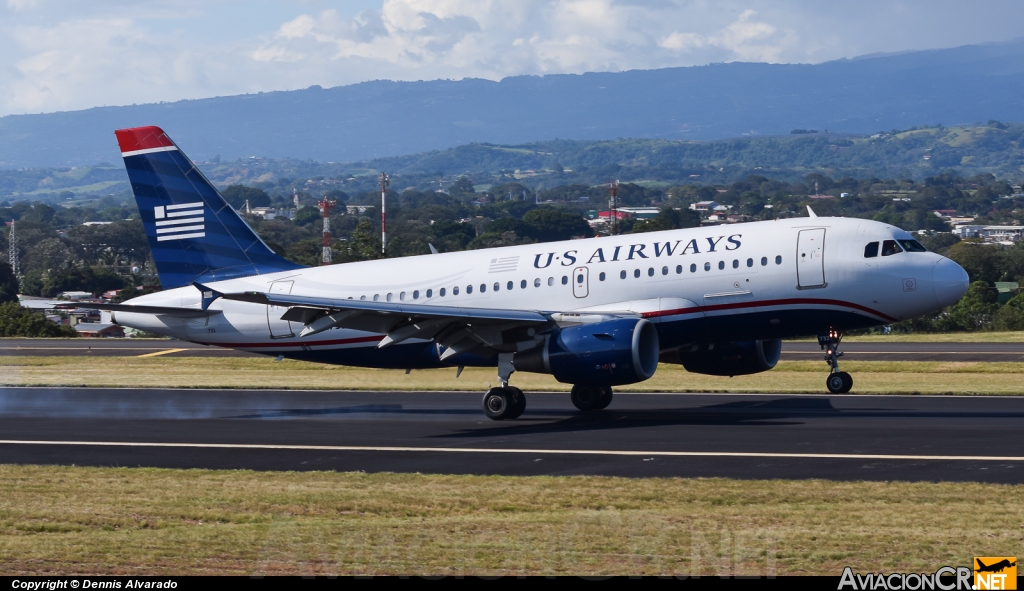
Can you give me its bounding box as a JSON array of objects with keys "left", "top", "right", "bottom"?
[{"left": 318, "top": 196, "right": 335, "bottom": 265}]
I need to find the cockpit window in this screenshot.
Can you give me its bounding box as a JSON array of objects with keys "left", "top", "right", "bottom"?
[
  {"left": 864, "top": 242, "right": 879, "bottom": 258},
  {"left": 881, "top": 240, "right": 903, "bottom": 256},
  {"left": 898, "top": 239, "right": 927, "bottom": 252}
]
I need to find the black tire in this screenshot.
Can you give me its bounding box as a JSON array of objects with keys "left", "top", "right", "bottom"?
[
  {"left": 483, "top": 387, "right": 513, "bottom": 420},
  {"left": 507, "top": 386, "right": 526, "bottom": 419},
  {"left": 593, "top": 386, "right": 613, "bottom": 410},
  {"left": 571, "top": 384, "right": 604, "bottom": 411},
  {"left": 837, "top": 372, "right": 853, "bottom": 394},
  {"left": 826, "top": 373, "right": 846, "bottom": 394}
]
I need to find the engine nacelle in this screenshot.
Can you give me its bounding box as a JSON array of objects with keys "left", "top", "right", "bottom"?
[
  {"left": 666, "top": 339, "right": 782, "bottom": 377},
  {"left": 514, "top": 318, "right": 660, "bottom": 386}
]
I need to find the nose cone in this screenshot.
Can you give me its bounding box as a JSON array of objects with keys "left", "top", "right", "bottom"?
[{"left": 933, "top": 257, "right": 969, "bottom": 308}]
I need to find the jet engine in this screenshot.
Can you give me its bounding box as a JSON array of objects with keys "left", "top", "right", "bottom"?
[
  {"left": 665, "top": 339, "right": 782, "bottom": 377},
  {"left": 513, "top": 318, "right": 659, "bottom": 386}
]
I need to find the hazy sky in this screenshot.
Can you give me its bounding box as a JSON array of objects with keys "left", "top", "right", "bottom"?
[{"left": 2, "top": 0, "right": 1022, "bottom": 117}]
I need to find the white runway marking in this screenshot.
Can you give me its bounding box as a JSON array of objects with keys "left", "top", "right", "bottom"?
[{"left": 0, "top": 440, "right": 1020, "bottom": 462}]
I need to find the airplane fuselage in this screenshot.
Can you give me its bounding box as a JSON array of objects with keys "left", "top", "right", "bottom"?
[{"left": 115, "top": 215, "right": 967, "bottom": 369}]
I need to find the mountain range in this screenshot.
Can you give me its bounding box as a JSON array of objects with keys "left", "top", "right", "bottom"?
[{"left": 2, "top": 38, "right": 1024, "bottom": 169}]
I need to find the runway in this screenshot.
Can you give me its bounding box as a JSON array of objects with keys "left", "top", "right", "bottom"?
[
  {"left": 1, "top": 387, "right": 1022, "bottom": 483},
  {"left": 4, "top": 338, "right": 1024, "bottom": 361}
]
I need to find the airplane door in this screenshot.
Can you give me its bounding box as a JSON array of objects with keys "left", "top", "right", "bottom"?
[
  {"left": 572, "top": 266, "right": 589, "bottom": 298},
  {"left": 267, "top": 280, "right": 295, "bottom": 338},
  {"left": 797, "top": 229, "right": 827, "bottom": 289}
]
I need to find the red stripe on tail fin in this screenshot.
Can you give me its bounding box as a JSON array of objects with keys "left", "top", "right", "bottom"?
[{"left": 115, "top": 126, "right": 174, "bottom": 154}]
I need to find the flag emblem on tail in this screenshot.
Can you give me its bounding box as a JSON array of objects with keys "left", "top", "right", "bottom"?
[{"left": 155, "top": 202, "right": 205, "bottom": 241}]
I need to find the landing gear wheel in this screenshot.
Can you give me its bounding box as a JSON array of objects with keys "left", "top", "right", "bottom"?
[
  {"left": 483, "top": 387, "right": 515, "bottom": 420},
  {"left": 507, "top": 386, "right": 526, "bottom": 419},
  {"left": 826, "top": 372, "right": 853, "bottom": 394},
  {"left": 571, "top": 384, "right": 608, "bottom": 411}
]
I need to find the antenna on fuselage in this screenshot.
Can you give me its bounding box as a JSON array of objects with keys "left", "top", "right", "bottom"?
[{"left": 807, "top": 205, "right": 818, "bottom": 218}]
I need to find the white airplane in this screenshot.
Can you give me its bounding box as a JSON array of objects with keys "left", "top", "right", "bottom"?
[{"left": 97, "top": 126, "right": 970, "bottom": 420}]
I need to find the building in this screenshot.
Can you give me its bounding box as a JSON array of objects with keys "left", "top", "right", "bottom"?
[
  {"left": 952, "top": 225, "right": 1024, "bottom": 242},
  {"left": 689, "top": 201, "right": 719, "bottom": 212},
  {"left": 248, "top": 207, "right": 295, "bottom": 220}
]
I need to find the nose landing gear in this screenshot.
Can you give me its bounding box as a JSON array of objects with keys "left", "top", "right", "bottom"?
[{"left": 819, "top": 329, "right": 853, "bottom": 394}]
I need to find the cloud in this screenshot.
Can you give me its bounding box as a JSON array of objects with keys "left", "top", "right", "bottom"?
[{"left": 1, "top": 0, "right": 1023, "bottom": 116}]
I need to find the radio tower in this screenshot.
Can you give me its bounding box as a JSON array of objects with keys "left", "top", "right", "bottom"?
[
  {"left": 318, "top": 196, "right": 335, "bottom": 265},
  {"left": 608, "top": 180, "right": 620, "bottom": 236},
  {"left": 7, "top": 220, "right": 18, "bottom": 277},
  {"left": 379, "top": 172, "right": 390, "bottom": 256}
]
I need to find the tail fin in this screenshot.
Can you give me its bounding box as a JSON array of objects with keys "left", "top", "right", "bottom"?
[{"left": 115, "top": 126, "right": 303, "bottom": 289}]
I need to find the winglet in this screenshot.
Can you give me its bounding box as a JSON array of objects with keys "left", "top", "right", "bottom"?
[
  {"left": 191, "top": 282, "right": 223, "bottom": 311},
  {"left": 807, "top": 205, "right": 818, "bottom": 218}
]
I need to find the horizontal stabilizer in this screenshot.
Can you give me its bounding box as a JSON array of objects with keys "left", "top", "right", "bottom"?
[{"left": 56, "top": 303, "right": 219, "bottom": 318}]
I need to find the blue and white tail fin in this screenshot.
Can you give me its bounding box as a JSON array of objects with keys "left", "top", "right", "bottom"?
[{"left": 116, "top": 126, "right": 303, "bottom": 289}]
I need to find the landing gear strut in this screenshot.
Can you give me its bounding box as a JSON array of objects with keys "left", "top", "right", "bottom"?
[
  {"left": 819, "top": 329, "right": 853, "bottom": 394},
  {"left": 570, "top": 384, "right": 613, "bottom": 411},
  {"left": 482, "top": 353, "right": 527, "bottom": 420}
]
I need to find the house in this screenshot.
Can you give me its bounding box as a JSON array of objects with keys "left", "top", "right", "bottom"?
[
  {"left": 689, "top": 201, "right": 719, "bottom": 212},
  {"left": 74, "top": 323, "right": 125, "bottom": 338},
  {"left": 248, "top": 207, "right": 295, "bottom": 221}
]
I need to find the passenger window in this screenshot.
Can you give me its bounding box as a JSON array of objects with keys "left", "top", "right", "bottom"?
[
  {"left": 521, "top": 280, "right": 527, "bottom": 289},
  {"left": 534, "top": 278, "right": 541, "bottom": 287},
  {"left": 493, "top": 282, "right": 499, "bottom": 292},
  {"left": 746, "top": 258, "right": 753, "bottom": 267},
  {"left": 466, "top": 285, "right": 473, "bottom": 294},
  {"left": 562, "top": 276, "right": 568, "bottom": 285},
  {"left": 413, "top": 290, "right": 419, "bottom": 299},
  {"left": 775, "top": 255, "right": 782, "bottom": 265},
  {"left": 373, "top": 294, "right": 380, "bottom": 301},
  {"left": 507, "top": 281, "right": 513, "bottom": 290},
  {"left": 732, "top": 260, "right": 739, "bottom": 269},
  {"left": 440, "top": 288, "right": 446, "bottom": 297},
  {"left": 425, "top": 289, "right": 432, "bottom": 298},
  {"left": 399, "top": 292, "right": 405, "bottom": 301},
  {"left": 480, "top": 284, "right": 486, "bottom": 293},
  {"left": 662, "top": 266, "right": 668, "bottom": 275},
  {"left": 718, "top": 261, "right": 725, "bottom": 270},
  {"left": 648, "top": 268, "right": 654, "bottom": 277},
  {"left": 898, "top": 239, "right": 927, "bottom": 252},
  {"left": 761, "top": 257, "right": 767, "bottom": 266},
  {"left": 704, "top": 262, "right": 711, "bottom": 271},
  {"left": 864, "top": 242, "right": 879, "bottom": 258},
  {"left": 453, "top": 286, "right": 459, "bottom": 295},
  {"left": 676, "top": 265, "right": 682, "bottom": 274},
  {"left": 620, "top": 270, "right": 627, "bottom": 279},
  {"left": 634, "top": 269, "right": 641, "bottom": 278},
  {"left": 881, "top": 240, "right": 902, "bottom": 256},
  {"left": 360, "top": 295, "right": 366, "bottom": 300},
  {"left": 690, "top": 264, "right": 697, "bottom": 273},
  {"left": 547, "top": 277, "right": 554, "bottom": 286},
  {"left": 599, "top": 272, "right": 606, "bottom": 281},
  {"left": 387, "top": 293, "right": 394, "bottom": 302}
]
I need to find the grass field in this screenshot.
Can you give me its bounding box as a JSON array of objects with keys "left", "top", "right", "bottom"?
[
  {"left": 3, "top": 356, "right": 1024, "bottom": 395},
  {"left": 1, "top": 465, "right": 1021, "bottom": 576}
]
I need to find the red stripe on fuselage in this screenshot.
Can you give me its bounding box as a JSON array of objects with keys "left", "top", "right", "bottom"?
[
  {"left": 642, "top": 297, "right": 898, "bottom": 323},
  {"left": 114, "top": 126, "right": 174, "bottom": 153}
]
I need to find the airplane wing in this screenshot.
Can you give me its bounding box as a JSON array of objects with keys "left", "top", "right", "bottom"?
[
  {"left": 220, "top": 291, "right": 555, "bottom": 360},
  {"left": 56, "top": 302, "right": 218, "bottom": 319}
]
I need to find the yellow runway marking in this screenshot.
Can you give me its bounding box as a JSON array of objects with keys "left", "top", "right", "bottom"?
[
  {"left": 0, "top": 440, "right": 1020, "bottom": 462},
  {"left": 136, "top": 348, "right": 187, "bottom": 358}
]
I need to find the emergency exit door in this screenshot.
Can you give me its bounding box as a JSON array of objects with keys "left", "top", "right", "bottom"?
[
  {"left": 572, "top": 266, "right": 589, "bottom": 298},
  {"left": 797, "top": 229, "right": 826, "bottom": 289}
]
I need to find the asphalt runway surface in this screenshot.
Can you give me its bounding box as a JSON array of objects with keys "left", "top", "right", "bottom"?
[
  {"left": 1, "top": 387, "right": 1022, "bottom": 483},
  {"left": 4, "top": 338, "right": 1024, "bottom": 361}
]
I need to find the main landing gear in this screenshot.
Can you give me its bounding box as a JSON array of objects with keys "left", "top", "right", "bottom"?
[
  {"left": 480, "top": 354, "right": 616, "bottom": 420},
  {"left": 819, "top": 329, "right": 853, "bottom": 394}
]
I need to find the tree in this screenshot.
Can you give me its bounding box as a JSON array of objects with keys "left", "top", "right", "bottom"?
[
  {"left": 40, "top": 267, "right": 126, "bottom": 298},
  {"left": 294, "top": 205, "right": 321, "bottom": 226},
  {"left": 448, "top": 177, "right": 476, "bottom": 197},
  {"left": 937, "top": 281, "right": 997, "bottom": 331},
  {"left": 947, "top": 241, "right": 1001, "bottom": 284},
  {"left": 0, "top": 302, "right": 77, "bottom": 337},
  {"left": 631, "top": 207, "right": 700, "bottom": 233},
  {"left": 522, "top": 208, "right": 593, "bottom": 241},
  {"left": 0, "top": 261, "right": 18, "bottom": 303},
  {"left": 221, "top": 185, "right": 271, "bottom": 210}
]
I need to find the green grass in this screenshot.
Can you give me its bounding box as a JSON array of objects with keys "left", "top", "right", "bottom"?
[{"left": 1, "top": 466, "right": 1021, "bottom": 576}]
